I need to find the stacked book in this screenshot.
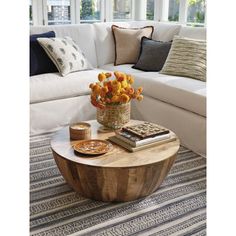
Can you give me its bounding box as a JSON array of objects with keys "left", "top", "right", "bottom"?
[{"left": 109, "top": 122, "right": 176, "bottom": 152}]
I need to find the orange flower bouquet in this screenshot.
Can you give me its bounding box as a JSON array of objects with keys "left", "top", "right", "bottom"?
[{"left": 89, "top": 71, "right": 143, "bottom": 129}]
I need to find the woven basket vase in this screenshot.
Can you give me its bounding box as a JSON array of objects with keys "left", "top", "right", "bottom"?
[{"left": 97, "top": 102, "right": 130, "bottom": 129}]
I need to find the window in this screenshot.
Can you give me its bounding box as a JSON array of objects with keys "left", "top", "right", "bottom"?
[
  {"left": 47, "top": 0, "right": 71, "bottom": 25},
  {"left": 29, "top": 0, "right": 206, "bottom": 27},
  {"left": 113, "top": 0, "right": 132, "bottom": 21},
  {"left": 187, "top": 0, "right": 206, "bottom": 26},
  {"left": 29, "top": 0, "right": 32, "bottom": 25},
  {"left": 80, "top": 0, "right": 101, "bottom": 23},
  {"left": 146, "top": 0, "right": 154, "bottom": 20},
  {"left": 168, "top": 0, "right": 179, "bottom": 22}
]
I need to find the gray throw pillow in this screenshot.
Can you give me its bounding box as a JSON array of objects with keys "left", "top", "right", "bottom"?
[{"left": 132, "top": 37, "right": 172, "bottom": 71}]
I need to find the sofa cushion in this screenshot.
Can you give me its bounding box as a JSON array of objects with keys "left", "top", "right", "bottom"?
[
  {"left": 100, "top": 64, "right": 206, "bottom": 117},
  {"left": 179, "top": 26, "right": 206, "bottom": 40},
  {"left": 112, "top": 25, "right": 154, "bottom": 65},
  {"left": 93, "top": 21, "right": 181, "bottom": 67},
  {"left": 132, "top": 37, "right": 172, "bottom": 71},
  {"left": 30, "top": 24, "right": 98, "bottom": 68},
  {"left": 37, "top": 36, "right": 93, "bottom": 76},
  {"left": 152, "top": 22, "right": 182, "bottom": 42},
  {"left": 161, "top": 36, "right": 206, "bottom": 81},
  {"left": 30, "top": 31, "right": 58, "bottom": 76},
  {"left": 129, "top": 22, "right": 181, "bottom": 42},
  {"left": 100, "top": 63, "right": 143, "bottom": 74},
  {"left": 30, "top": 69, "right": 104, "bottom": 104},
  {"left": 93, "top": 22, "right": 131, "bottom": 67}
]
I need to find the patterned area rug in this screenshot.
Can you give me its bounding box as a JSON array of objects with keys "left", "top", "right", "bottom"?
[{"left": 30, "top": 133, "right": 206, "bottom": 236}]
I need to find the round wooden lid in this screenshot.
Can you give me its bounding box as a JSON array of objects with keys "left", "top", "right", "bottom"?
[{"left": 51, "top": 120, "right": 180, "bottom": 168}]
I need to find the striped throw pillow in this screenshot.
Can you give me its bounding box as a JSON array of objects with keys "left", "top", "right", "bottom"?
[{"left": 160, "top": 36, "right": 206, "bottom": 81}]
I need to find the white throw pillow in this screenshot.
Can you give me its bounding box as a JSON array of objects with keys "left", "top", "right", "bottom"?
[{"left": 37, "top": 36, "right": 93, "bottom": 76}]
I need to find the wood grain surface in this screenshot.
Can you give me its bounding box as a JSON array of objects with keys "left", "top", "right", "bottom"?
[{"left": 51, "top": 120, "right": 180, "bottom": 202}]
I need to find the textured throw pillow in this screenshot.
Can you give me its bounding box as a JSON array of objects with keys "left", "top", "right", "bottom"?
[
  {"left": 112, "top": 25, "right": 154, "bottom": 65},
  {"left": 37, "top": 37, "right": 93, "bottom": 76},
  {"left": 132, "top": 37, "right": 172, "bottom": 72},
  {"left": 30, "top": 31, "right": 58, "bottom": 76},
  {"left": 160, "top": 36, "right": 206, "bottom": 81}
]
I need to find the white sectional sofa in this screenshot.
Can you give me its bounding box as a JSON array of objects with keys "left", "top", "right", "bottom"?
[{"left": 30, "top": 21, "right": 206, "bottom": 156}]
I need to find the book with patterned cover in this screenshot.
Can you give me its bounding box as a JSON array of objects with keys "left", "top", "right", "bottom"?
[
  {"left": 122, "top": 122, "right": 169, "bottom": 139},
  {"left": 115, "top": 130, "right": 171, "bottom": 147}
]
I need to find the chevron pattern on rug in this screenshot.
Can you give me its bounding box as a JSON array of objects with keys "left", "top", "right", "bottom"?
[{"left": 30, "top": 133, "right": 206, "bottom": 236}]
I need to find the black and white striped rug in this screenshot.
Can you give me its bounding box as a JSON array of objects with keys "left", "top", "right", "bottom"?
[{"left": 30, "top": 133, "right": 206, "bottom": 236}]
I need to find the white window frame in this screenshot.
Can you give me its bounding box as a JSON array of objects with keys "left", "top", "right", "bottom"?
[
  {"left": 31, "top": 0, "right": 44, "bottom": 25},
  {"left": 154, "top": 0, "right": 205, "bottom": 26},
  {"left": 29, "top": 0, "right": 205, "bottom": 26}
]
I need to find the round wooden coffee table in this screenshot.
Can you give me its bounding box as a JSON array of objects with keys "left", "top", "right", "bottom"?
[{"left": 51, "top": 120, "right": 180, "bottom": 202}]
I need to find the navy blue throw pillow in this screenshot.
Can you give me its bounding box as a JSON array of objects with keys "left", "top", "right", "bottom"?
[{"left": 30, "top": 31, "right": 58, "bottom": 76}]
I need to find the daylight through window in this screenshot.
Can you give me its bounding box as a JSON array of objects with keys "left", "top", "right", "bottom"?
[
  {"left": 187, "top": 0, "right": 206, "bottom": 26},
  {"left": 80, "top": 0, "right": 101, "bottom": 23},
  {"left": 146, "top": 0, "right": 154, "bottom": 20},
  {"left": 168, "top": 0, "right": 179, "bottom": 22},
  {"left": 47, "top": 0, "right": 71, "bottom": 25},
  {"left": 113, "top": 0, "right": 132, "bottom": 21}
]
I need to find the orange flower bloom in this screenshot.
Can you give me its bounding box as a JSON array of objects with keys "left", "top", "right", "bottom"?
[
  {"left": 98, "top": 73, "right": 106, "bottom": 82},
  {"left": 126, "top": 83, "right": 131, "bottom": 90},
  {"left": 137, "top": 95, "right": 144, "bottom": 101},
  {"left": 127, "top": 87, "right": 135, "bottom": 95},
  {"left": 120, "top": 94, "right": 130, "bottom": 103},
  {"left": 112, "top": 80, "right": 122, "bottom": 91},
  {"left": 114, "top": 71, "right": 120, "bottom": 78},
  {"left": 90, "top": 71, "right": 143, "bottom": 107},
  {"left": 117, "top": 76, "right": 125, "bottom": 82},
  {"left": 137, "top": 87, "right": 143, "bottom": 93},
  {"left": 111, "top": 95, "right": 120, "bottom": 103},
  {"left": 121, "top": 79, "right": 128, "bottom": 88},
  {"left": 127, "top": 75, "right": 134, "bottom": 84},
  {"left": 89, "top": 83, "right": 95, "bottom": 89},
  {"left": 105, "top": 72, "right": 112, "bottom": 78},
  {"left": 102, "top": 86, "right": 109, "bottom": 93},
  {"left": 92, "top": 84, "right": 101, "bottom": 95}
]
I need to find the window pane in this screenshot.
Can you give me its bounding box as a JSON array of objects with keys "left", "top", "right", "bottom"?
[
  {"left": 146, "top": 0, "right": 154, "bottom": 20},
  {"left": 113, "top": 0, "right": 132, "bottom": 21},
  {"left": 29, "top": 0, "right": 32, "bottom": 25},
  {"left": 168, "top": 0, "right": 179, "bottom": 22},
  {"left": 47, "top": 0, "right": 71, "bottom": 25},
  {"left": 187, "top": 0, "right": 205, "bottom": 25},
  {"left": 80, "top": 0, "right": 101, "bottom": 23}
]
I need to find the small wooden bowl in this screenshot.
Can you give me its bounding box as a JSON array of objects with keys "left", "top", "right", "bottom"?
[{"left": 69, "top": 122, "right": 91, "bottom": 140}]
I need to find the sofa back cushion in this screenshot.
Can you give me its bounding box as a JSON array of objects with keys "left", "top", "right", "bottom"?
[
  {"left": 129, "top": 22, "right": 182, "bottom": 42},
  {"left": 94, "top": 21, "right": 182, "bottom": 67},
  {"left": 30, "top": 24, "right": 97, "bottom": 68},
  {"left": 93, "top": 22, "right": 131, "bottom": 67},
  {"left": 178, "top": 26, "right": 206, "bottom": 40}
]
